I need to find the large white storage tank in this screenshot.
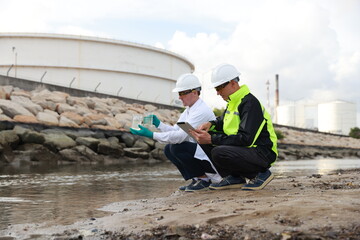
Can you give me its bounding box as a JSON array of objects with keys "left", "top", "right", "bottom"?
[
  {"left": 276, "top": 104, "right": 295, "bottom": 126},
  {"left": 276, "top": 103, "right": 310, "bottom": 128},
  {"left": 303, "top": 104, "right": 318, "bottom": 129},
  {"left": 0, "top": 33, "right": 194, "bottom": 106},
  {"left": 318, "top": 100, "right": 357, "bottom": 135},
  {"left": 277, "top": 102, "right": 319, "bottom": 130}
]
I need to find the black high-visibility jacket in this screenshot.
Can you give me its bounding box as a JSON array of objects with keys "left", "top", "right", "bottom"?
[{"left": 210, "top": 85, "right": 278, "bottom": 164}]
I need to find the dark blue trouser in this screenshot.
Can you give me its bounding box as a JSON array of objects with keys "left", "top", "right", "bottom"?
[{"left": 164, "top": 142, "right": 216, "bottom": 181}]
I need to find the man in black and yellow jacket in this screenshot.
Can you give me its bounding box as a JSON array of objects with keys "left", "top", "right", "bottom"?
[{"left": 190, "top": 63, "right": 278, "bottom": 191}]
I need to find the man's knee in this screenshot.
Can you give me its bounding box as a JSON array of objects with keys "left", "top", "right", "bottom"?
[
  {"left": 164, "top": 143, "right": 191, "bottom": 158},
  {"left": 164, "top": 144, "right": 173, "bottom": 158},
  {"left": 211, "top": 146, "right": 224, "bottom": 162},
  {"left": 211, "top": 146, "right": 234, "bottom": 164}
]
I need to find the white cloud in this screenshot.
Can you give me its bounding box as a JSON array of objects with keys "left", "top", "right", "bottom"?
[
  {"left": 165, "top": 0, "right": 359, "bottom": 121},
  {"left": 0, "top": 0, "right": 51, "bottom": 32},
  {"left": 0, "top": 0, "right": 358, "bottom": 125}
]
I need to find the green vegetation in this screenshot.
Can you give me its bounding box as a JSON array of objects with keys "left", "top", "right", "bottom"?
[
  {"left": 213, "top": 108, "right": 225, "bottom": 117},
  {"left": 275, "top": 129, "right": 285, "bottom": 140},
  {"left": 349, "top": 127, "right": 360, "bottom": 139},
  {"left": 179, "top": 107, "right": 186, "bottom": 113}
]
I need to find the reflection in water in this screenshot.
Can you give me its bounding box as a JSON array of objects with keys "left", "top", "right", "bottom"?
[
  {"left": 272, "top": 158, "right": 360, "bottom": 176},
  {"left": 0, "top": 158, "right": 359, "bottom": 230},
  {"left": 0, "top": 161, "right": 182, "bottom": 230}
]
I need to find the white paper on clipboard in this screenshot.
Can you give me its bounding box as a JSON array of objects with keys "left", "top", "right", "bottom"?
[{"left": 177, "top": 122, "right": 197, "bottom": 140}]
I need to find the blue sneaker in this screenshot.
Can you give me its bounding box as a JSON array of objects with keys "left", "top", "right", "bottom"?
[
  {"left": 178, "top": 179, "right": 197, "bottom": 191},
  {"left": 185, "top": 179, "right": 211, "bottom": 192},
  {"left": 242, "top": 170, "right": 274, "bottom": 191},
  {"left": 209, "top": 175, "right": 246, "bottom": 190}
]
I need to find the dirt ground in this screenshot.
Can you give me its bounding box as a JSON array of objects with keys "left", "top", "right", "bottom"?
[{"left": 2, "top": 169, "right": 360, "bottom": 240}]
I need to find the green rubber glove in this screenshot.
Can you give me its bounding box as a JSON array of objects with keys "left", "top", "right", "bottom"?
[
  {"left": 151, "top": 114, "right": 160, "bottom": 127},
  {"left": 130, "top": 125, "right": 154, "bottom": 139}
]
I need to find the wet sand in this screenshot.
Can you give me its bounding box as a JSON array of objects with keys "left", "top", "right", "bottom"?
[{"left": 2, "top": 168, "right": 360, "bottom": 239}]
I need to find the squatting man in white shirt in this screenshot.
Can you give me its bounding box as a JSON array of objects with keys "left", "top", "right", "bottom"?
[{"left": 130, "top": 73, "right": 221, "bottom": 191}]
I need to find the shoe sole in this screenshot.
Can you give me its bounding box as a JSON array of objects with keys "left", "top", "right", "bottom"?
[
  {"left": 184, "top": 187, "right": 209, "bottom": 192},
  {"left": 209, "top": 183, "right": 245, "bottom": 190},
  {"left": 241, "top": 174, "right": 274, "bottom": 191}
]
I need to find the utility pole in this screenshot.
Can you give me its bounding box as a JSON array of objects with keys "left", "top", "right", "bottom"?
[
  {"left": 274, "top": 74, "right": 279, "bottom": 123},
  {"left": 266, "top": 79, "right": 270, "bottom": 111},
  {"left": 12, "top": 47, "right": 17, "bottom": 77}
]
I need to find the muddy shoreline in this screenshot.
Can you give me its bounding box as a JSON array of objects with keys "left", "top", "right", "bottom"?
[{"left": 2, "top": 168, "right": 360, "bottom": 240}]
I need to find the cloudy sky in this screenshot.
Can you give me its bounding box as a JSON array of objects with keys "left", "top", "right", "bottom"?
[{"left": 1, "top": 0, "right": 359, "bottom": 126}]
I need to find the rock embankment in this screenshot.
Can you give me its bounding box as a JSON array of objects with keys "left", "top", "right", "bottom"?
[
  {"left": 0, "top": 84, "right": 360, "bottom": 166},
  {"left": 0, "top": 85, "right": 179, "bottom": 165},
  {"left": 0, "top": 85, "right": 179, "bottom": 130},
  {"left": 276, "top": 126, "right": 360, "bottom": 160}
]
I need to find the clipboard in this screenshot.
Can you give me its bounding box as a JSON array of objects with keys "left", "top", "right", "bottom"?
[{"left": 177, "top": 122, "right": 197, "bottom": 140}]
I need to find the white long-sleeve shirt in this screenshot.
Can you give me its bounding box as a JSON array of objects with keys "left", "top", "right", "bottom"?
[{"left": 153, "top": 98, "right": 216, "bottom": 160}]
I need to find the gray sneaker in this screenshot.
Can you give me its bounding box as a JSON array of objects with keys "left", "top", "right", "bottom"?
[
  {"left": 185, "top": 180, "right": 211, "bottom": 192},
  {"left": 209, "top": 175, "right": 246, "bottom": 190},
  {"left": 178, "top": 179, "right": 197, "bottom": 191}
]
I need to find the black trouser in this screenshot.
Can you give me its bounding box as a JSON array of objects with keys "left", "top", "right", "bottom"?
[
  {"left": 164, "top": 142, "right": 216, "bottom": 181},
  {"left": 200, "top": 144, "right": 272, "bottom": 179}
]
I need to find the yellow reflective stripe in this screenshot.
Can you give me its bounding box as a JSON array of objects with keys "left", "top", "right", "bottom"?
[
  {"left": 263, "top": 106, "right": 278, "bottom": 157},
  {"left": 249, "top": 119, "right": 266, "bottom": 148},
  {"left": 248, "top": 106, "right": 265, "bottom": 148}
]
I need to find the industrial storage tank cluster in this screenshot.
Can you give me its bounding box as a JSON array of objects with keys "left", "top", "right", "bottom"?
[
  {"left": 0, "top": 33, "right": 194, "bottom": 106},
  {"left": 277, "top": 100, "right": 356, "bottom": 135}
]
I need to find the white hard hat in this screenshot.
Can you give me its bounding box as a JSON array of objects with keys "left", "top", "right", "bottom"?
[
  {"left": 172, "top": 73, "right": 201, "bottom": 92},
  {"left": 211, "top": 63, "right": 240, "bottom": 87}
]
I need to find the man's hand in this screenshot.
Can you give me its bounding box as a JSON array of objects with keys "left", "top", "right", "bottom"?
[
  {"left": 130, "top": 125, "right": 154, "bottom": 139},
  {"left": 198, "top": 122, "right": 212, "bottom": 132},
  {"left": 190, "top": 129, "right": 212, "bottom": 144}
]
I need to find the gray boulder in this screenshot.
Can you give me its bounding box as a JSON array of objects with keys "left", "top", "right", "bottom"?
[
  {"left": 13, "top": 125, "right": 30, "bottom": 135},
  {"left": 133, "top": 139, "right": 151, "bottom": 151},
  {"left": 42, "top": 128, "right": 97, "bottom": 140},
  {"left": 120, "top": 132, "right": 136, "bottom": 147},
  {"left": 150, "top": 142, "right": 167, "bottom": 161},
  {"left": 31, "top": 89, "right": 68, "bottom": 104},
  {"left": 73, "top": 145, "right": 104, "bottom": 162},
  {"left": 0, "top": 114, "right": 12, "bottom": 121},
  {"left": 150, "top": 148, "right": 168, "bottom": 161},
  {"left": 37, "top": 112, "right": 59, "bottom": 125},
  {"left": 10, "top": 95, "right": 43, "bottom": 116},
  {"left": 76, "top": 137, "right": 100, "bottom": 151},
  {"left": 0, "top": 130, "right": 20, "bottom": 149},
  {"left": 59, "top": 148, "right": 89, "bottom": 162},
  {"left": 0, "top": 121, "right": 15, "bottom": 131},
  {"left": 142, "top": 137, "right": 156, "bottom": 148},
  {"left": 56, "top": 103, "right": 77, "bottom": 114},
  {"left": 0, "top": 145, "right": 15, "bottom": 164},
  {"left": 43, "top": 133, "right": 77, "bottom": 152},
  {"left": 0, "top": 99, "right": 34, "bottom": 118},
  {"left": 33, "top": 100, "right": 57, "bottom": 111},
  {"left": 97, "top": 138, "right": 124, "bottom": 156},
  {"left": 13, "top": 125, "right": 45, "bottom": 144},
  {"left": 21, "top": 131, "right": 45, "bottom": 144},
  {"left": 124, "top": 147, "right": 149, "bottom": 159},
  {"left": 15, "top": 143, "right": 61, "bottom": 163}
]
